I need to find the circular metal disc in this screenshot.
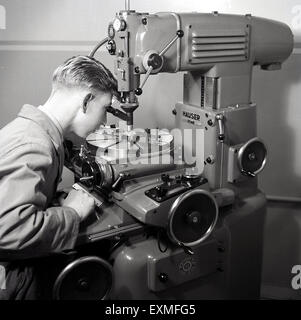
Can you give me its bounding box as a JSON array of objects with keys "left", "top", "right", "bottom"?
[
  {"left": 238, "top": 138, "right": 267, "bottom": 175},
  {"left": 53, "top": 256, "right": 113, "bottom": 300},
  {"left": 168, "top": 189, "right": 218, "bottom": 246},
  {"left": 86, "top": 127, "right": 174, "bottom": 163}
]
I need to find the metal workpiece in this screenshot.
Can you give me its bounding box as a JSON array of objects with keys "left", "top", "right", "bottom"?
[
  {"left": 80, "top": 154, "right": 188, "bottom": 191},
  {"left": 86, "top": 127, "right": 175, "bottom": 166}
]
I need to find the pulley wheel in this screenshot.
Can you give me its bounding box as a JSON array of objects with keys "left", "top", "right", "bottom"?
[
  {"left": 238, "top": 138, "right": 267, "bottom": 175},
  {"left": 168, "top": 189, "right": 218, "bottom": 246},
  {"left": 53, "top": 256, "right": 113, "bottom": 300}
]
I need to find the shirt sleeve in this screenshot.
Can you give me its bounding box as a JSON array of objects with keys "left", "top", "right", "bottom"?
[{"left": 0, "top": 142, "right": 81, "bottom": 259}]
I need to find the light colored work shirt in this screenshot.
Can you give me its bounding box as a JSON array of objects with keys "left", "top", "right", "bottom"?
[{"left": 0, "top": 105, "right": 80, "bottom": 260}]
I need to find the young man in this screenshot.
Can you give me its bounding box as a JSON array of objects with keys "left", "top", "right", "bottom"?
[{"left": 0, "top": 55, "right": 119, "bottom": 299}]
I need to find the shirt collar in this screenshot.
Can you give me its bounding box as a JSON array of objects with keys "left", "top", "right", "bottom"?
[
  {"left": 38, "top": 106, "right": 64, "bottom": 138},
  {"left": 17, "top": 104, "right": 63, "bottom": 150}
]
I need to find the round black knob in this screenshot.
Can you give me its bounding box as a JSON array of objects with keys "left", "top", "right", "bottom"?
[
  {"left": 135, "top": 88, "right": 143, "bottom": 96},
  {"left": 177, "top": 30, "right": 184, "bottom": 38},
  {"left": 218, "top": 134, "right": 225, "bottom": 141},
  {"left": 158, "top": 273, "right": 168, "bottom": 283},
  {"left": 106, "top": 40, "right": 116, "bottom": 55}
]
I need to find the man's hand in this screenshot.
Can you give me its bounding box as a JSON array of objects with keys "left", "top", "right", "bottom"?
[{"left": 62, "top": 189, "right": 95, "bottom": 222}]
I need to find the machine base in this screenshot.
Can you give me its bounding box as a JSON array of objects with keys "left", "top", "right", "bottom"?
[{"left": 110, "top": 191, "right": 266, "bottom": 299}]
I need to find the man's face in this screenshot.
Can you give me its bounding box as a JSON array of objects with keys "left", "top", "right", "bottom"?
[{"left": 73, "top": 91, "right": 112, "bottom": 138}]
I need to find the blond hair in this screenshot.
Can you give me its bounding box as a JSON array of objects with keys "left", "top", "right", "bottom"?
[{"left": 52, "top": 55, "right": 119, "bottom": 98}]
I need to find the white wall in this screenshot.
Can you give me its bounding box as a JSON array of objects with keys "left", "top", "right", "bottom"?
[
  {"left": 1, "top": 0, "right": 301, "bottom": 299},
  {"left": 1, "top": 0, "right": 301, "bottom": 41}
]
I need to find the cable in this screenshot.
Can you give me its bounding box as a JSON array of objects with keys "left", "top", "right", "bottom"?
[{"left": 89, "top": 37, "right": 109, "bottom": 57}]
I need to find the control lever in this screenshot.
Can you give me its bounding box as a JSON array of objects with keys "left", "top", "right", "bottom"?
[
  {"left": 79, "top": 176, "right": 94, "bottom": 183},
  {"left": 178, "top": 242, "right": 194, "bottom": 256},
  {"left": 138, "top": 65, "right": 154, "bottom": 92},
  {"left": 216, "top": 114, "right": 225, "bottom": 142},
  {"left": 112, "top": 173, "right": 125, "bottom": 190},
  {"left": 79, "top": 144, "right": 90, "bottom": 159},
  {"left": 136, "top": 30, "right": 184, "bottom": 94},
  {"left": 112, "top": 172, "right": 131, "bottom": 190},
  {"left": 241, "top": 170, "right": 256, "bottom": 177}
]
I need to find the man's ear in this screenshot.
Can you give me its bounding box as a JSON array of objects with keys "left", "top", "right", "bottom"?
[{"left": 82, "top": 93, "right": 95, "bottom": 114}]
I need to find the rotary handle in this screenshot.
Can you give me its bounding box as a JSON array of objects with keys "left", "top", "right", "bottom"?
[{"left": 136, "top": 30, "right": 184, "bottom": 95}]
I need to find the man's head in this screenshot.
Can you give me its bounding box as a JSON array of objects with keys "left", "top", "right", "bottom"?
[{"left": 50, "top": 55, "right": 119, "bottom": 138}]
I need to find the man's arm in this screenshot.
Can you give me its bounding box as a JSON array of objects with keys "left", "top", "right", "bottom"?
[{"left": 0, "top": 142, "right": 81, "bottom": 259}]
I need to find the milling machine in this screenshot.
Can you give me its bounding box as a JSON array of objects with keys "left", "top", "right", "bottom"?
[{"left": 53, "top": 1, "right": 294, "bottom": 300}]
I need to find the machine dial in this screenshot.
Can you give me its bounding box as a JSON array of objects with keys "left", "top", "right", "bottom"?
[
  {"left": 113, "top": 17, "right": 126, "bottom": 32},
  {"left": 108, "top": 23, "right": 115, "bottom": 39}
]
